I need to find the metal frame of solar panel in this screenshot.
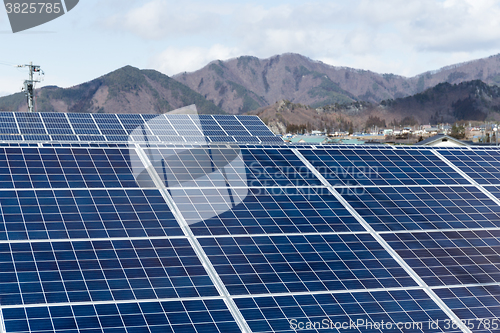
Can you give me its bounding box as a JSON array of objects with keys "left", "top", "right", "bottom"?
[{"left": 2, "top": 112, "right": 500, "bottom": 333}]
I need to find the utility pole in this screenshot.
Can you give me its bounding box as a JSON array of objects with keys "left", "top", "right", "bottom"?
[{"left": 18, "top": 62, "right": 43, "bottom": 113}]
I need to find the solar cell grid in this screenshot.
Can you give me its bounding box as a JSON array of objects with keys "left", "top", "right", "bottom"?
[
  {"left": 0, "top": 128, "right": 19, "bottom": 136},
  {"left": 149, "top": 129, "right": 178, "bottom": 136},
  {"left": 149, "top": 147, "right": 323, "bottom": 188},
  {"left": 0, "top": 112, "right": 273, "bottom": 144},
  {"left": 3, "top": 299, "right": 241, "bottom": 333},
  {"left": 199, "top": 234, "right": 417, "bottom": 296},
  {"left": 105, "top": 135, "right": 130, "bottom": 142},
  {"left": 435, "top": 285, "right": 500, "bottom": 333},
  {"left": 209, "top": 136, "right": 236, "bottom": 143},
  {"left": 155, "top": 136, "right": 179, "bottom": 142},
  {"left": 0, "top": 238, "right": 218, "bottom": 305},
  {"left": 440, "top": 149, "right": 500, "bottom": 185},
  {"left": 235, "top": 289, "right": 459, "bottom": 333},
  {"left": 50, "top": 135, "right": 78, "bottom": 142},
  {"left": 183, "top": 137, "right": 208, "bottom": 143},
  {"left": 0, "top": 146, "right": 155, "bottom": 189},
  {"left": 0, "top": 189, "right": 183, "bottom": 240},
  {"left": 300, "top": 148, "right": 470, "bottom": 186},
  {"left": 383, "top": 230, "right": 500, "bottom": 286},
  {"left": 22, "top": 135, "right": 50, "bottom": 141},
  {"left": 234, "top": 136, "right": 260, "bottom": 143},
  {"left": 173, "top": 187, "right": 364, "bottom": 235},
  {"left": 78, "top": 135, "right": 106, "bottom": 142},
  {"left": 6, "top": 111, "right": 500, "bottom": 333},
  {"left": 342, "top": 186, "right": 500, "bottom": 231}
]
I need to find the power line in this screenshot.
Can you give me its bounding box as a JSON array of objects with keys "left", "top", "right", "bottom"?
[{"left": 17, "top": 62, "right": 44, "bottom": 113}]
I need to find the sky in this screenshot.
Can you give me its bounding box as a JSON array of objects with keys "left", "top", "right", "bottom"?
[{"left": 1, "top": 0, "right": 500, "bottom": 97}]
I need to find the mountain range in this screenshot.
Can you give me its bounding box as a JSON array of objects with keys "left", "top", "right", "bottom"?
[
  {"left": 2, "top": 53, "right": 500, "bottom": 130},
  {"left": 0, "top": 66, "right": 223, "bottom": 115}
]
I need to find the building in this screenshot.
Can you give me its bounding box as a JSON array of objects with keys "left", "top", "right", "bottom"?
[{"left": 416, "top": 134, "right": 470, "bottom": 147}]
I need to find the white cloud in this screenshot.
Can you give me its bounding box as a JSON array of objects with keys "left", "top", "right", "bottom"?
[
  {"left": 106, "top": 0, "right": 223, "bottom": 39},
  {"left": 109, "top": 0, "right": 500, "bottom": 77},
  {"left": 149, "top": 44, "right": 241, "bottom": 75}
]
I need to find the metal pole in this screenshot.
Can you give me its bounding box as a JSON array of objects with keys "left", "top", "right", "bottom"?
[
  {"left": 18, "top": 62, "right": 42, "bottom": 112},
  {"left": 28, "top": 61, "right": 33, "bottom": 113}
]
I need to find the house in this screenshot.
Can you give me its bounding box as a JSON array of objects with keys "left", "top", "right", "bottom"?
[
  {"left": 340, "top": 138, "right": 366, "bottom": 145},
  {"left": 415, "top": 134, "right": 470, "bottom": 147},
  {"left": 289, "top": 135, "right": 332, "bottom": 144}
]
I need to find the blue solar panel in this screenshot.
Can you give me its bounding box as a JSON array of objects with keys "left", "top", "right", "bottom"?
[
  {"left": 78, "top": 135, "right": 106, "bottom": 142},
  {"left": 3, "top": 299, "right": 240, "bottom": 333},
  {"left": 0, "top": 112, "right": 274, "bottom": 144},
  {"left": 257, "top": 136, "right": 284, "bottom": 144},
  {"left": 40, "top": 113, "right": 73, "bottom": 135},
  {"left": 23, "top": 135, "right": 51, "bottom": 141},
  {"left": 300, "top": 148, "right": 470, "bottom": 186},
  {"left": 235, "top": 289, "right": 460, "bottom": 333},
  {"left": 199, "top": 234, "right": 417, "bottom": 295},
  {"left": 4, "top": 111, "right": 500, "bottom": 333},
  {"left": 0, "top": 146, "right": 155, "bottom": 189},
  {"left": 172, "top": 187, "right": 363, "bottom": 235},
  {"left": 435, "top": 285, "right": 500, "bottom": 333},
  {"left": 0, "top": 135, "right": 22, "bottom": 141},
  {"left": 209, "top": 136, "right": 236, "bottom": 143},
  {"left": 50, "top": 135, "right": 78, "bottom": 141},
  {"left": 234, "top": 136, "right": 260, "bottom": 143},
  {"left": 383, "top": 230, "right": 500, "bottom": 286},
  {"left": 147, "top": 147, "right": 323, "bottom": 188},
  {"left": 0, "top": 238, "right": 218, "bottom": 305},
  {"left": 342, "top": 186, "right": 500, "bottom": 231},
  {"left": 0, "top": 189, "right": 183, "bottom": 240},
  {"left": 439, "top": 149, "right": 500, "bottom": 184}
]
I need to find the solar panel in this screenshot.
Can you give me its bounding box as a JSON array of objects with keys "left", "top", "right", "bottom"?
[
  {"left": 341, "top": 186, "right": 500, "bottom": 231},
  {"left": 171, "top": 187, "right": 364, "bottom": 236},
  {"left": 0, "top": 111, "right": 275, "bottom": 145},
  {"left": 439, "top": 149, "right": 500, "bottom": 185},
  {"left": 300, "top": 148, "right": 470, "bottom": 186},
  {"left": 435, "top": 285, "right": 500, "bottom": 333},
  {"left": 199, "top": 234, "right": 417, "bottom": 295},
  {"left": 235, "top": 290, "right": 461, "bottom": 333},
  {"left": 4, "top": 111, "right": 500, "bottom": 333},
  {"left": 145, "top": 147, "right": 323, "bottom": 188},
  {"left": 382, "top": 230, "right": 500, "bottom": 286},
  {"left": 3, "top": 299, "right": 241, "bottom": 333},
  {"left": 0, "top": 146, "right": 155, "bottom": 189}
]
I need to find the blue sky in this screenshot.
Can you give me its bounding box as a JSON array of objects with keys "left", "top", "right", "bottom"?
[{"left": 1, "top": 0, "right": 500, "bottom": 96}]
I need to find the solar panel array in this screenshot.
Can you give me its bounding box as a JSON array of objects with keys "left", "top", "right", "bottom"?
[
  {"left": 0, "top": 112, "right": 282, "bottom": 144},
  {"left": 1, "top": 111, "right": 500, "bottom": 333}
]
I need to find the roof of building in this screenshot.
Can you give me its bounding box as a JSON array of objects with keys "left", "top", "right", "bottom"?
[
  {"left": 289, "top": 135, "right": 329, "bottom": 143},
  {"left": 415, "top": 134, "right": 470, "bottom": 146}
]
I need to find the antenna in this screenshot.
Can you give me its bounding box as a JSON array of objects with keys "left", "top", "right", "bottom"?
[{"left": 17, "top": 62, "right": 44, "bottom": 113}]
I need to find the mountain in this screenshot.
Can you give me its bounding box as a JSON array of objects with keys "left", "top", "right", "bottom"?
[
  {"left": 174, "top": 53, "right": 407, "bottom": 114},
  {"left": 0, "top": 66, "right": 223, "bottom": 114},
  {"left": 175, "top": 53, "right": 500, "bottom": 115},
  {"left": 380, "top": 80, "right": 500, "bottom": 124},
  {"left": 253, "top": 80, "right": 500, "bottom": 134},
  {"left": 3, "top": 52, "right": 500, "bottom": 121}
]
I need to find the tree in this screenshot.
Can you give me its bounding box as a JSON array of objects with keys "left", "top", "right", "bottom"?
[
  {"left": 365, "top": 116, "right": 386, "bottom": 130},
  {"left": 450, "top": 123, "right": 465, "bottom": 140}
]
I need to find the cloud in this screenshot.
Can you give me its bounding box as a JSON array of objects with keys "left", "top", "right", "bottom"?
[
  {"left": 149, "top": 44, "right": 241, "bottom": 75},
  {"left": 112, "top": 0, "right": 500, "bottom": 77},
  {"left": 105, "top": 0, "right": 222, "bottom": 39}
]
